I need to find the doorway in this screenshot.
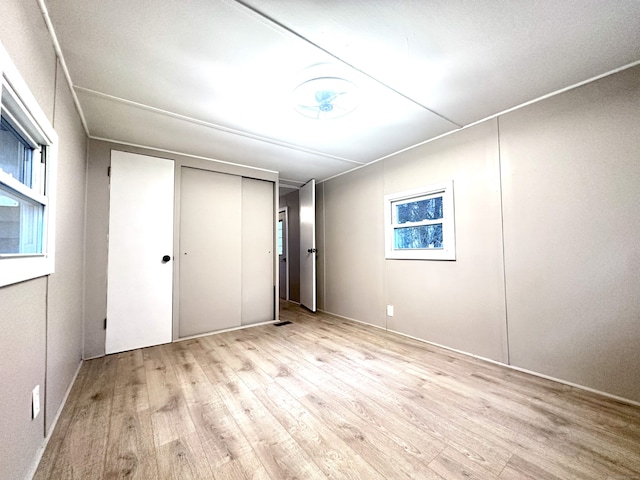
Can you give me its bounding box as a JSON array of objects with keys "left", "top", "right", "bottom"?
[
  {"left": 278, "top": 207, "right": 289, "bottom": 300},
  {"left": 299, "top": 179, "right": 317, "bottom": 312}
]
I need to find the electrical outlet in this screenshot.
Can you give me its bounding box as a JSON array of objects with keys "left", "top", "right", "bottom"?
[
  {"left": 386, "top": 305, "right": 394, "bottom": 317},
  {"left": 32, "top": 385, "right": 40, "bottom": 420}
]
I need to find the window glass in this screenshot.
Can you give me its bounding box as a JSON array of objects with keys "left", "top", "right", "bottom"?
[
  {"left": 394, "top": 196, "right": 443, "bottom": 224},
  {"left": 0, "top": 184, "right": 43, "bottom": 254},
  {"left": 0, "top": 116, "right": 34, "bottom": 188},
  {"left": 277, "top": 219, "right": 283, "bottom": 255},
  {"left": 394, "top": 224, "right": 443, "bottom": 250}
]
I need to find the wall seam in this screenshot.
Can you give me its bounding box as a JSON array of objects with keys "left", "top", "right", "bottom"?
[
  {"left": 43, "top": 275, "right": 49, "bottom": 440},
  {"left": 382, "top": 159, "right": 388, "bottom": 331},
  {"left": 81, "top": 139, "right": 89, "bottom": 359},
  {"left": 496, "top": 116, "right": 511, "bottom": 365},
  {"left": 43, "top": 58, "right": 59, "bottom": 437},
  {"left": 51, "top": 57, "right": 58, "bottom": 126}
]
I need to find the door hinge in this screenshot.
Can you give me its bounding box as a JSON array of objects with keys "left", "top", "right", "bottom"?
[
  {"left": 104, "top": 318, "right": 107, "bottom": 330},
  {"left": 107, "top": 166, "right": 111, "bottom": 177}
]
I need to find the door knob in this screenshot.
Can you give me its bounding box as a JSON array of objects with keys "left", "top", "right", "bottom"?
[{"left": 162, "top": 255, "right": 171, "bottom": 263}]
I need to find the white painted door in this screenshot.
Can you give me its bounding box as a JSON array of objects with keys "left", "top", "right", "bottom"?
[
  {"left": 179, "top": 167, "right": 242, "bottom": 337},
  {"left": 106, "top": 151, "right": 174, "bottom": 354},
  {"left": 299, "top": 179, "right": 316, "bottom": 312}
]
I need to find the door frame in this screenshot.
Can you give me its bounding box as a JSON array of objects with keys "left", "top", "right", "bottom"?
[
  {"left": 278, "top": 206, "right": 290, "bottom": 301},
  {"left": 299, "top": 179, "right": 317, "bottom": 312}
]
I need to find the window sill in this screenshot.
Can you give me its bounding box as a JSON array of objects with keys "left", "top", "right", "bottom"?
[{"left": 0, "top": 256, "right": 54, "bottom": 287}]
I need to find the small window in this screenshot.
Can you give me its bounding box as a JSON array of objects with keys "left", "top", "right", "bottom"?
[
  {"left": 384, "top": 181, "right": 455, "bottom": 260},
  {"left": 277, "top": 219, "right": 283, "bottom": 255},
  {"left": 0, "top": 42, "right": 57, "bottom": 286}
]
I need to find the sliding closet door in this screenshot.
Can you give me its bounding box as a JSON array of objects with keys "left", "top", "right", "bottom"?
[
  {"left": 241, "top": 177, "right": 274, "bottom": 325},
  {"left": 179, "top": 167, "right": 241, "bottom": 337}
]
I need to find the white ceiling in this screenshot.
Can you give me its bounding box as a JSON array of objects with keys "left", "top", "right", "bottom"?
[{"left": 44, "top": 0, "right": 640, "bottom": 194}]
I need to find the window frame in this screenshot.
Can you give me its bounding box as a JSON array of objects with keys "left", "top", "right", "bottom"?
[
  {"left": 277, "top": 218, "right": 284, "bottom": 256},
  {"left": 384, "top": 180, "right": 456, "bottom": 261},
  {"left": 0, "top": 42, "right": 58, "bottom": 287}
]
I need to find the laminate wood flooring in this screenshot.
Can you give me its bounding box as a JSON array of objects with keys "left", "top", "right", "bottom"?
[{"left": 34, "top": 302, "right": 640, "bottom": 479}]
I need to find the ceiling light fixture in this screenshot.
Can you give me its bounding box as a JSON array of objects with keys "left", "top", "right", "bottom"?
[{"left": 292, "top": 77, "right": 359, "bottom": 120}]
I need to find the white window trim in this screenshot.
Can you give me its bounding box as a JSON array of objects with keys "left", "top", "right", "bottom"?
[
  {"left": 0, "top": 41, "right": 58, "bottom": 287},
  {"left": 384, "top": 180, "right": 456, "bottom": 261}
]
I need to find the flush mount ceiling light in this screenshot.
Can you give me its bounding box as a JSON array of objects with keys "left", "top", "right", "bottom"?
[{"left": 292, "top": 77, "right": 359, "bottom": 120}]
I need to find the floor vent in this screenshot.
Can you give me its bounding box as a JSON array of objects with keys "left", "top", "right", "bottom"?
[{"left": 274, "top": 321, "right": 292, "bottom": 327}]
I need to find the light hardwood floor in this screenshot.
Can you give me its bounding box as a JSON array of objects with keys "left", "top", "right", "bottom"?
[{"left": 35, "top": 302, "right": 640, "bottom": 479}]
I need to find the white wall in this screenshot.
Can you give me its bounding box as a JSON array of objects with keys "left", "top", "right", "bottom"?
[
  {"left": 499, "top": 65, "right": 640, "bottom": 401},
  {"left": 0, "top": 1, "right": 87, "bottom": 479},
  {"left": 318, "top": 64, "right": 640, "bottom": 403},
  {"left": 383, "top": 119, "right": 508, "bottom": 362},
  {"left": 0, "top": 280, "right": 47, "bottom": 480},
  {"left": 322, "top": 162, "right": 386, "bottom": 328}
]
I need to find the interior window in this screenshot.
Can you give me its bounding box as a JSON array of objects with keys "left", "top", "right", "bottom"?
[{"left": 384, "top": 181, "right": 456, "bottom": 261}]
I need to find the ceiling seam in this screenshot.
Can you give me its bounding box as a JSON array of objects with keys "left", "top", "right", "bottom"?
[
  {"left": 318, "top": 58, "right": 640, "bottom": 185},
  {"left": 230, "top": 0, "right": 463, "bottom": 129},
  {"left": 76, "top": 86, "right": 365, "bottom": 166},
  {"left": 36, "top": 0, "right": 90, "bottom": 136}
]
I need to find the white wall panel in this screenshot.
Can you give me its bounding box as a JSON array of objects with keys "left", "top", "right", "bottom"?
[{"left": 500, "top": 65, "right": 640, "bottom": 401}]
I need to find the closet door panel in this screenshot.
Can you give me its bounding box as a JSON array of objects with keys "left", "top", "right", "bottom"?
[
  {"left": 179, "top": 167, "right": 241, "bottom": 337},
  {"left": 242, "top": 177, "right": 274, "bottom": 325}
]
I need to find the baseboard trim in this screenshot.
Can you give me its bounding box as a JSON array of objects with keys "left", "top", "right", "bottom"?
[
  {"left": 176, "top": 319, "right": 278, "bottom": 343},
  {"left": 83, "top": 320, "right": 280, "bottom": 360},
  {"left": 27, "top": 359, "right": 83, "bottom": 479},
  {"left": 318, "top": 308, "right": 387, "bottom": 331},
  {"left": 83, "top": 353, "right": 104, "bottom": 360},
  {"left": 319, "top": 309, "right": 640, "bottom": 408}
]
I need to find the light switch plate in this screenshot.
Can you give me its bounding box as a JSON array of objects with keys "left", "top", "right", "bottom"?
[
  {"left": 32, "top": 385, "right": 40, "bottom": 419},
  {"left": 386, "top": 305, "right": 394, "bottom": 317}
]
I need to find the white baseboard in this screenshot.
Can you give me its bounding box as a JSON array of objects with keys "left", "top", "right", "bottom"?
[
  {"left": 318, "top": 308, "right": 387, "bottom": 331},
  {"left": 82, "top": 353, "right": 104, "bottom": 360},
  {"left": 27, "top": 359, "right": 83, "bottom": 480},
  {"left": 84, "top": 319, "right": 280, "bottom": 360},
  {"left": 319, "top": 309, "right": 640, "bottom": 408},
  {"left": 176, "top": 319, "right": 278, "bottom": 343}
]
